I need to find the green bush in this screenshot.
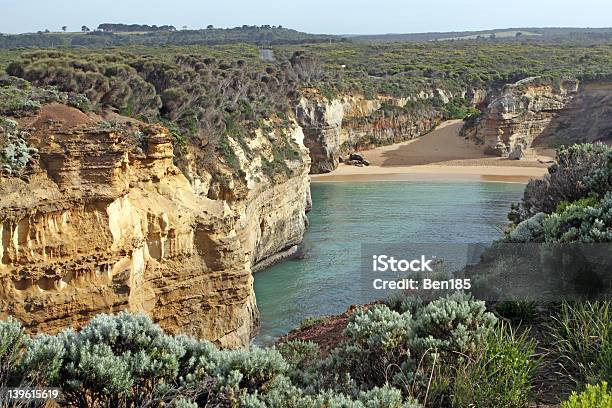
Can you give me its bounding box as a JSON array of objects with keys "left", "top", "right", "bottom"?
[
  {"left": 549, "top": 301, "right": 612, "bottom": 384},
  {"left": 0, "top": 317, "right": 25, "bottom": 384},
  {"left": 509, "top": 143, "right": 612, "bottom": 224},
  {"left": 321, "top": 293, "right": 497, "bottom": 398},
  {"left": 542, "top": 192, "right": 612, "bottom": 243},
  {"left": 414, "top": 291, "right": 497, "bottom": 353},
  {"left": 327, "top": 305, "right": 416, "bottom": 389},
  {"left": 277, "top": 340, "right": 319, "bottom": 371},
  {"left": 452, "top": 323, "right": 539, "bottom": 408},
  {"left": 299, "top": 315, "right": 330, "bottom": 330},
  {"left": 562, "top": 382, "right": 612, "bottom": 408}
]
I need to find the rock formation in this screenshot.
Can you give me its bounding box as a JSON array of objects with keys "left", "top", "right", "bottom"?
[
  {"left": 534, "top": 82, "right": 612, "bottom": 146},
  {"left": 462, "top": 77, "right": 581, "bottom": 154},
  {"left": 0, "top": 104, "right": 311, "bottom": 348},
  {"left": 295, "top": 86, "right": 489, "bottom": 173},
  {"left": 296, "top": 91, "right": 440, "bottom": 173}
]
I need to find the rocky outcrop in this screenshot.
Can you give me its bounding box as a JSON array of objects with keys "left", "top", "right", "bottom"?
[
  {"left": 296, "top": 90, "right": 452, "bottom": 173},
  {"left": 462, "top": 77, "right": 580, "bottom": 154},
  {"left": 534, "top": 82, "right": 612, "bottom": 146},
  {"left": 0, "top": 105, "right": 311, "bottom": 348},
  {"left": 295, "top": 86, "right": 490, "bottom": 173}
]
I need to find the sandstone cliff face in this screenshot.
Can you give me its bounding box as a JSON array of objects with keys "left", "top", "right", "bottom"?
[
  {"left": 462, "top": 77, "right": 580, "bottom": 154},
  {"left": 0, "top": 105, "right": 311, "bottom": 348},
  {"left": 534, "top": 82, "right": 612, "bottom": 146},
  {"left": 295, "top": 88, "right": 483, "bottom": 173},
  {"left": 223, "top": 122, "right": 311, "bottom": 271}
]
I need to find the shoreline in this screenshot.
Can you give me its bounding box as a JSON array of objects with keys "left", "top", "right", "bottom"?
[
  {"left": 312, "top": 120, "right": 552, "bottom": 184},
  {"left": 311, "top": 165, "right": 549, "bottom": 184}
]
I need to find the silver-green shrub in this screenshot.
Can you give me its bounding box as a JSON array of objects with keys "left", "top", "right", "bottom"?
[{"left": 0, "top": 295, "right": 497, "bottom": 407}]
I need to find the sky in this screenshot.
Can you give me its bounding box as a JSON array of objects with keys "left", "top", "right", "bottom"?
[{"left": 1, "top": 0, "right": 611, "bottom": 35}]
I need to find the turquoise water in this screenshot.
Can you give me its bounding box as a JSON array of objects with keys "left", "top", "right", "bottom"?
[{"left": 253, "top": 181, "right": 525, "bottom": 345}]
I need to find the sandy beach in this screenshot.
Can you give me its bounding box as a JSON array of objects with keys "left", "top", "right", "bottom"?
[{"left": 312, "top": 120, "right": 555, "bottom": 183}]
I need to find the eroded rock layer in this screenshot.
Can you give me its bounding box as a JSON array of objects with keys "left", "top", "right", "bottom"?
[
  {"left": 462, "top": 77, "right": 582, "bottom": 154},
  {"left": 0, "top": 105, "right": 311, "bottom": 348}
]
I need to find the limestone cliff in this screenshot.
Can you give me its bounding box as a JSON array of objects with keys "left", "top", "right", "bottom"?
[
  {"left": 295, "top": 88, "right": 483, "bottom": 173},
  {"left": 0, "top": 104, "right": 311, "bottom": 348},
  {"left": 534, "top": 82, "right": 612, "bottom": 146},
  {"left": 461, "top": 77, "right": 582, "bottom": 154}
]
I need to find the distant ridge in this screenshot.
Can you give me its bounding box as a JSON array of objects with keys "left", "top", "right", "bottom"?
[
  {"left": 1, "top": 25, "right": 611, "bottom": 49},
  {"left": 350, "top": 27, "right": 612, "bottom": 43},
  {"left": 0, "top": 25, "right": 344, "bottom": 49}
]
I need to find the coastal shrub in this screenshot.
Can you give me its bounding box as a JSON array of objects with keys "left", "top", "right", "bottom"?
[
  {"left": 505, "top": 212, "right": 547, "bottom": 243},
  {"left": 320, "top": 293, "right": 496, "bottom": 398},
  {"left": 452, "top": 323, "right": 539, "bottom": 408},
  {"left": 0, "top": 296, "right": 514, "bottom": 406},
  {"left": 327, "top": 305, "right": 416, "bottom": 388},
  {"left": 238, "top": 382, "right": 423, "bottom": 408},
  {"left": 509, "top": 143, "right": 612, "bottom": 224},
  {"left": 216, "top": 347, "right": 289, "bottom": 393},
  {"left": 562, "top": 382, "right": 612, "bottom": 408},
  {"left": 0, "top": 77, "right": 92, "bottom": 117},
  {"left": 548, "top": 301, "right": 612, "bottom": 384},
  {"left": 2, "top": 312, "right": 229, "bottom": 407},
  {"left": 358, "top": 385, "right": 418, "bottom": 408},
  {"left": 0, "top": 117, "right": 38, "bottom": 176},
  {"left": 413, "top": 292, "right": 497, "bottom": 354},
  {"left": 556, "top": 197, "right": 600, "bottom": 214},
  {"left": 276, "top": 340, "right": 319, "bottom": 385},
  {"left": 0, "top": 132, "right": 35, "bottom": 175},
  {"left": 384, "top": 294, "right": 424, "bottom": 315},
  {"left": 505, "top": 191, "right": 612, "bottom": 244},
  {"left": 443, "top": 96, "right": 480, "bottom": 119},
  {"left": 299, "top": 315, "right": 330, "bottom": 330},
  {"left": 0, "top": 317, "right": 25, "bottom": 384},
  {"left": 542, "top": 192, "right": 612, "bottom": 243}
]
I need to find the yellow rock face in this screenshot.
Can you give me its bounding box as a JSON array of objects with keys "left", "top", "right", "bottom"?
[{"left": 0, "top": 114, "right": 311, "bottom": 348}]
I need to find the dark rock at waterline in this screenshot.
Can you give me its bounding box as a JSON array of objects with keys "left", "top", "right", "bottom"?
[{"left": 349, "top": 153, "right": 364, "bottom": 162}]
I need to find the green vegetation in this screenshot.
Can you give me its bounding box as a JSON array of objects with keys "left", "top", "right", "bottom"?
[
  {"left": 3, "top": 140, "right": 611, "bottom": 405},
  {"left": 298, "top": 315, "right": 330, "bottom": 330},
  {"left": 495, "top": 300, "right": 538, "bottom": 324},
  {"left": 452, "top": 324, "right": 539, "bottom": 407},
  {"left": 351, "top": 27, "right": 612, "bottom": 44},
  {"left": 0, "top": 293, "right": 518, "bottom": 407},
  {"left": 273, "top": 41, "right": 612, "bottom": 98},
  {"left": 0, "top": 76, "right": 91, "bottom": 116},
  {"left": 548, "top": 301, "right": 612, "bottom": 385},
  {"left": 0, "top": 26, "right": 342, "bottom": 49},
  {"left": 443, "top": 97, "right": 480, "bottom": 120},
  {"left": 506, "top": 143, "right": 612, "bottom": 243},
  {"left": 0, "top": 26, "right": 611, "bottom": 405},
  {"left": 1, "top": 36, "right": 610, "bottom": 189},
  {"left": 562, "top": 383, "right": 612, "bottom": 407}
]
